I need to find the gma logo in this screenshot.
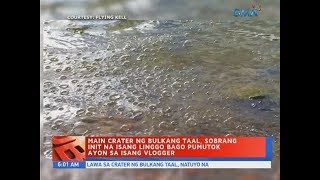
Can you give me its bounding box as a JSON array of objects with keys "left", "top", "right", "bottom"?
[{"left": 233, "top": 9, "right": 259, "bottom": 17}]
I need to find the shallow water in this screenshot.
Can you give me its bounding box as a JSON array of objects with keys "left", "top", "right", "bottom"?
[
  {"left": 42, "top": 19, "right": 280, "bottom": 159},
  {"left": 41, "top": 1, "right": 280, "bottom": 179}
]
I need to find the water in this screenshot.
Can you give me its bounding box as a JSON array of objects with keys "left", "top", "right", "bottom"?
[
  {"left": 42, "top": 19, "right": 280, "bottom": 157},
  {"left": 41, "top": 1, "right": 280, "bottom": 180}
]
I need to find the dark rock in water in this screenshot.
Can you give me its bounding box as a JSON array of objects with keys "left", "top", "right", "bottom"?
[
  {"left": 249, "top": 95, "right": 266, "bottom": 100},
  {"left": 258, "top": 108, "right": 273, "bottom": 111}
]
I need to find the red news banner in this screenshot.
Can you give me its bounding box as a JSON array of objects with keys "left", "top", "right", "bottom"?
[{"left": 85, "top": 137, "right": 266, "bottom": 158}]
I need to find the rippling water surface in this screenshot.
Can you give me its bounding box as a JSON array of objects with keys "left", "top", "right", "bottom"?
[
  {"left": 42, "top": 19, "right": 280, "bottom": 158},
  {"left": 41, "top": 2, "right": 280, "bottom": 179}
]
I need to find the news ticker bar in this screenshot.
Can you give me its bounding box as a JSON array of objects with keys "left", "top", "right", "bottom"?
[
  {"left": 53, "top": 161, "right": 271, "bottom": 169},
  {"left": 52, "top": 136, "right": 272, "bottom": 169}
]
